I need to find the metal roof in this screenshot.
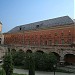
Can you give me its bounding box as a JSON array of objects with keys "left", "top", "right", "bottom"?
[{"left": 7, "top": 16, "right": 74, "bottom": 33}]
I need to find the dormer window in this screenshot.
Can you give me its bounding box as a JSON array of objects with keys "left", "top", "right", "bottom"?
[
  {"left": 36, "top": 25, "right": 39, "bottom": 28},
  {"left": 20, "top": 27, "right": 22, "bottom": 30}
]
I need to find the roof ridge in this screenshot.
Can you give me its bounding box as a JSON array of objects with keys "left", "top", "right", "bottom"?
[{"left": 19, "top": 16, "right": 71, "bottom": 26}]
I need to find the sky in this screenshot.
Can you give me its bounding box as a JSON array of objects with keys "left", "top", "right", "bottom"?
[{"left": 0, "top": 0, "right": 74, "bottom": 33}]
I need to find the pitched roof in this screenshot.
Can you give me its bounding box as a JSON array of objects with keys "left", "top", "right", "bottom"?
[{"left": 8, "top": 16, "right": 74, "bottom": 33}]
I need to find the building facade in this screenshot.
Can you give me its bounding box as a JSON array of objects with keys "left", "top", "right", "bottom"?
[
  {"left": 2, "top": 16, "right": 75, "bottom": 64},
  {"left": 4, "top": 16, "right": 75, "bottom": 46},
  {"left": 4, "top": 24, "right": 75, "bottom": 46}
]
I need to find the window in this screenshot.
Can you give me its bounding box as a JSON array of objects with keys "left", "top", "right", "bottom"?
[
  {"left": 69, "top": 33, "right": 71, "bottom": 36},
  {"left": 40, "top": 40, "right": 43, "bottom": 45},
  {"left": 28, "top": 41, "right": 30, "bottom": 45},
  {"left": 61, "top": 32, "right": 64, "bottom": 36},
  {"left": 49, "top": 34, "right": 51, "bottom": 37},
  {"left": 61, "top": 39, "right": 65, "bottom": 44},
  {"left": 49, "top": 40, "right": 52, "bottom": 45},
  {"left": 69, "top": 30, "right": 70, "bottom": 32},
  {"left": 54, "top": 40, "right": 58, "bottom": 44},
  {"left": 44, "top": 41, "right": 47, "bottom": 45},
  {"left": 55, "top": 33, "right": 57, "bottom": 36},
  {"left": 68, "top": 30, "right": 71, "bottom": 36},
  {"left": 68, "top": 39, "right": 72, "bottom": 44}
]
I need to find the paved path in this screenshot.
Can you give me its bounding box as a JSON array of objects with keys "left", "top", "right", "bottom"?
[
  {"left": 58, "top": 66, "right": 75, "bottom": 73},
  {"left": 13, "top": 68, "right": 75, "bottom": 75}
]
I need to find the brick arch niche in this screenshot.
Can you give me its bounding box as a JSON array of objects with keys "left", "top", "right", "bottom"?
[
  {"left": 26, "top": 49, "right": 32, "bottom": 53},
  {"left": 51, "top": 52, "right": 60, "bottom": 61},
  {"left": 64, "top": 54, "right": 75, "bottom": 65},
  {"left": 36, "top": 50, "right": 44, "bottom": 54}
]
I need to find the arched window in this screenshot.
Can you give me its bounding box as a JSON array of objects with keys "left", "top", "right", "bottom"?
[{"left": 64, "top": 54, "right": 75, "bottom": 65}]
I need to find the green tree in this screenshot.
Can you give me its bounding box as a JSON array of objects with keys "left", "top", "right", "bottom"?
[
  {"left": 29, "top": 53, "right": 35, "bottom": 75},
  {"left": 3, "top": 52, "right": 13, "bottom": 75},
  {"left": 12, "top": 50, "right": 25, "bottom": 66},
  {"left": 47, "top": 53, "right": 57, "bottom": 71},
  {"left": 22, "top": 53, "right": 30, "bottom": 69},
  {"left": 34, "top": 52, "right": 43, "bottom": 70},
  {"left": 34, "top": 52, "right": 57, "bottom": 71}
]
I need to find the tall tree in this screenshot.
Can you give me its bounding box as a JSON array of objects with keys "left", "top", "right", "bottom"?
[
  {"left": 29, "top": 53, "right": 35, "bottom": 75},
  {"left": 3, "top": 50, "right": 13, "bottom": 75}
]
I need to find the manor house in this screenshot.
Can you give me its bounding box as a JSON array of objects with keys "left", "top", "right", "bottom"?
[{"left": 1, "top": 16, "right": 75, "bottom": 64}]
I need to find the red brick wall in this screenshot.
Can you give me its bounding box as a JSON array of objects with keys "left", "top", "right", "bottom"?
[{"left": 4, "top": 25, "right": 75, "bottom": 46}]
